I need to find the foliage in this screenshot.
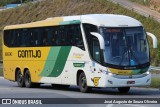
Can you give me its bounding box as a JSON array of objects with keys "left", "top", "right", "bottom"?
[
  {"left": 151, "top": 77, "right": 160, "bottom": 88},
  {"left": 129, "top": 0, "right": 160, "bottom": 12}
]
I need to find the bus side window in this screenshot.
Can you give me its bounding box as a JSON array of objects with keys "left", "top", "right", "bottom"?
[
  {"left": 47, "top": 27, "right": 54, "bottom": 45},
  {"left": 21, "top": 29, "right": 28, "bottom": 47},
  {"left": 29, "top": 29, "right": 37, "bottom": 46},
  {"left": 34, "top": 29, "right": 41, "bottom": 46},
  {"left": 66, "top": 25, "right": 73, "bottom": 46},
  {"left": 71, "top": 25, "right": 85, "bottom": 50},
  {"left": 68, "top": 26, "right": 75, "bottom": 45},
  {"left": 57, "top": 26, "right": 62, "bottom": 45},
  {"left": 75, "top": 26, "right": 84, "bottom": 49},
  {"left": 4, "top": 30, "right": 12, "bottom": 47},
  {"left": 56, "top": 26, "right": 65, "bottom": 46},
  {"left": 11, "top": 30, "right": 16, "bottom": 47},
  {"left": 42, "top": 29, "right": 49, "bottom": 46},
  {"left": 83, "top": 24, "right": 98, "bottom": 45},
  {"left": 51, "top": 27, "right": 58, "bottom": 46},
  {"left": 83, "top": 24, "right": 98, "bottom": 58},
  {"left": 14, "top": 30, "right": 21, "bottom": 47},
  {"left": 32, "top": 30, "right": 40, "bottom": 46}
]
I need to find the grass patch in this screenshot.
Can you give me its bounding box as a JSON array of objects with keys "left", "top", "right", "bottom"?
[
  {"left": 128, "top": 0, "right": 160, "bottom": 13},
  {"left": 150, "top": 77, "right": 160, "bottom": 88},
  {"left": 129, "top": 0, "right": 146, "bottom": 5},
  {"left": 0, "top": 68, "right": 3, "bottom": 76}
]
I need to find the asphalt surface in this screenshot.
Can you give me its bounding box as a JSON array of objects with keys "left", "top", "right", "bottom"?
[
  {"left": 110, "top": 0, "right": 160, "bottom": 22},
  {"left": 0, "top": 77, "right": 160, "bottom": 107}
]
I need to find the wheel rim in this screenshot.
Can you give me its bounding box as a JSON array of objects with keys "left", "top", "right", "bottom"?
[
  {"left": 17, "top": 73, "right": 22, "bottom": 84},
  {"left": 25, "top": 74, "right": 30, "bottom": 85},
  {"left": 81, "top": 76, "right": 86, "bottom": 88}
]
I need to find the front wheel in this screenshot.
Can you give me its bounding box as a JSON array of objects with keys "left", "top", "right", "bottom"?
[
  {"left": 79, "top": 72, "right": 91, "bottom": 93},
  {"left": 118, "top": 87, "right": 130, "bottom": 93}
]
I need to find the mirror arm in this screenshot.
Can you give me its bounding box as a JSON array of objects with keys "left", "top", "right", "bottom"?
[
  {"left": 90, "top": 32, "right": 105, "bottom": 50},
  {"left": 146, "top": 32, "right": 158, "bottom": 48}
]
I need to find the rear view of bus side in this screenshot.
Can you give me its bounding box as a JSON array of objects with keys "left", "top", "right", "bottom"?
[{"left": 3, "top": 14, "right": 157, "bottom": 93}]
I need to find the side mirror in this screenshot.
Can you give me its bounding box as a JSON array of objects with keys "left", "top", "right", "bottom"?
[
  {"left": 146, "top": 32, "right": 158, "bottom": 48},
  {"left": 90, "top": 32, "right": 105, "bottom": 50}
]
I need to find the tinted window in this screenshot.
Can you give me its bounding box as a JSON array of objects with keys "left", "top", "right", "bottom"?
[
  {"left": 92, "top": 38, "right": 101, "bottom": 62},
  {"left": 83, "top": 24, "right": 98, "bottom": 59},
  {"left": 3, "top": 24, "right": 85, "bottom": 50}
]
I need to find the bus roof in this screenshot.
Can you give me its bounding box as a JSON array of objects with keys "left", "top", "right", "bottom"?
[{"left": 4, "top": 14, "right": 142, "bottom": 30}]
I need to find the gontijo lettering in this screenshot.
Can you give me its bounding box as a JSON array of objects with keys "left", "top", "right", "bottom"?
[{"left": 18, "top": 50, "right": 41, "bottom": 58}]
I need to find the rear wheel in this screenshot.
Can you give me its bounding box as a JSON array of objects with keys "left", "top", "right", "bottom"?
[
  {"left": 118, "top": 87, "right": 130, "bottom": 93},
  {"left": 79, "top": 72, "right": 91, "bottom": 93},
  {"left": 24, "top": 70, "right": 33, "bottom": 88},
  {"left": 16, "top": 70, "right": 25, "bottom": 87}
]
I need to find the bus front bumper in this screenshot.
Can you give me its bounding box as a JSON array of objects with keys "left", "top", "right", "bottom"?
[{"left": 98, "top": 73, "right": 151, "bottom": 88}]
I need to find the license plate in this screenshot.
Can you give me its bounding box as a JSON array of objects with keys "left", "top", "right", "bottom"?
[{"left": 127, "top": 81, "right": 135, "bottom": 84}]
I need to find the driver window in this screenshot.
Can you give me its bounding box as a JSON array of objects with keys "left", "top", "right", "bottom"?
[
  {"left": 111, "top": 34, "right": 120, "bottom": 57},
  {"left": 140, "top": 39, "right": 146, "bottom": 52},
  {"left": 92, "top": 38, "right": 101, "bottom": 62}
]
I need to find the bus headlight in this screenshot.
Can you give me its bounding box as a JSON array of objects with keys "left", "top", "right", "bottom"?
[
  {"left": 145, "top": 71, "right": 150, "bottom": 75},
  {"left": 108, "top": 72, "right": 113, "bottom": 76}
]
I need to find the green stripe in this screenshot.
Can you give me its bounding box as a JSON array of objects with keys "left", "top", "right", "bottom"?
[
  {"left": 131, "top": 67, "right": 149, "bottom": 75},
  {"left": 59, "top": 20, "right": 80, "bottom": 25},
  {"left": 40, "top": 47, "right": 61, "bottom": 77},
  {"left": 40, "top": 46, "right": 71, "bottom": 77},
  {"left": 48, "top": 46, "right": 71, "bottom": 77}
]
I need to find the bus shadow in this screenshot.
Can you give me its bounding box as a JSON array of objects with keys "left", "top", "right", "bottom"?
[{"left": 30, "top": 84, "right": 160, "bottom": 96}]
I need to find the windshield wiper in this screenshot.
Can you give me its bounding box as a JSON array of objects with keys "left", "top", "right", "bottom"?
[
  {"left": 119, "top": 47, "right": 129, "bottom": 66},
  {"left": 119, "top": 47, "right": 141, "bottom": 66},
  {"left": 130, "top": 49, "right": 141, "bottom": 65}
]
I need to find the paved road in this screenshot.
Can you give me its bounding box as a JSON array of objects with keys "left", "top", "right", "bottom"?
[
  {"left": 110, "top": 0, "right": 160, "bottom": 22},
  {"left": 0, "top": 77, "right": 160, "bottom": 107}
]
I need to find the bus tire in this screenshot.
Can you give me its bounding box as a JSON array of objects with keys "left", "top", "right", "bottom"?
[
  {"left": 79, "top": 72, "right": 91, "bottom": 93},
  {"left": 118, "top": 87, "right": 130, "bottom": 93},
  {"left": 24, "top": 70, "right": 33, "bottom": 88},
  {"left": 16, "top": 70, "right": 25, "bottom": 87}
]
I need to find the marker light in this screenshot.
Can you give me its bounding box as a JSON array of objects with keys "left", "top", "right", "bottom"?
[
  {"left": 108, "top": 73, "right": 112, "bottom": 76},
  {"left": 146, "top": 71, "right": 150, "bottom": 75}
]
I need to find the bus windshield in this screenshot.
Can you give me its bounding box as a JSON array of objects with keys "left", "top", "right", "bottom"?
[{"left": 100, "top": 27, "right": 149, "bottom": 67}]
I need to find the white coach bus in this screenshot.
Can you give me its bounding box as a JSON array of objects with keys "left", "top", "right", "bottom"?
[{"left": 3, "top": 14, "right": 157, "bottom": 93}]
